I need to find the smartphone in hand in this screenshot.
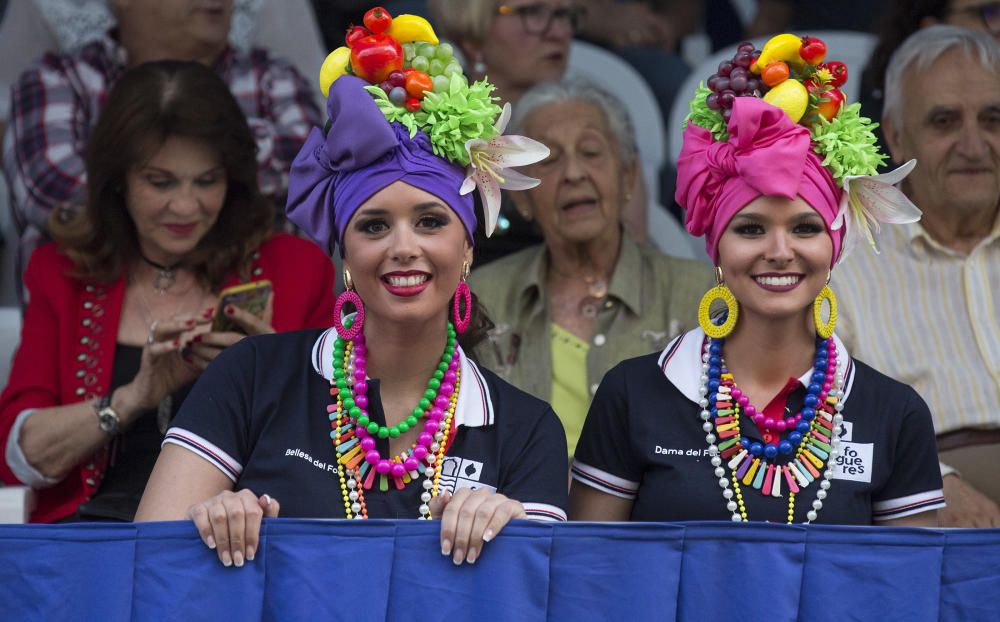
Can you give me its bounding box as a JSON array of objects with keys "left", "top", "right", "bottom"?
[{"left": 212, "top": 280, "right": 273, "bottom": 334}]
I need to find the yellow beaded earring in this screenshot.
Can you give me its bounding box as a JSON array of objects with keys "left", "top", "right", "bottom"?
[
  {"left": 698, "top": 267, "right": 738, "bottom": 339},
  {"left": 813, "top": 273, "right": 837, "bottom": 339}
]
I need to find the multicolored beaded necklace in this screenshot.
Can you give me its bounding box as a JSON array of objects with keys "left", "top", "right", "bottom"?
[
  {"left": 328, "top": 320, "right": 461, "bottom": 520},
  {"left": 698, "top": 335, "right": 846, "bottom": 523}
]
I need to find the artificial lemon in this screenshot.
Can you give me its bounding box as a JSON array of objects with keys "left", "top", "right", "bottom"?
[
  {"left": 319, "top": 47, "right": 352, "bottom": 97},
  {"left": 763, "top": 78, "right": 808, "bottom": 123}
]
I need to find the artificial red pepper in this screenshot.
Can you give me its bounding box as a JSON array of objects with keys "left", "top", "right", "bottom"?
[{"left": 820, "top": 61, "right": 848, "bottom": 87}]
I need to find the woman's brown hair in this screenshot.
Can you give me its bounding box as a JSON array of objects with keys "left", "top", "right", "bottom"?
[{"left": 50, "top": 60, "right": 273, "bottom": 291}]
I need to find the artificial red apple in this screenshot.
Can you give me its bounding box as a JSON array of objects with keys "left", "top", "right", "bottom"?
[{"left": 349, "top": 33, "right": 403, "bottom": 84}]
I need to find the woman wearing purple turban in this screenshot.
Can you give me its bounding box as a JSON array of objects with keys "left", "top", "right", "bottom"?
[
  {"left": 137, "top": 9, "right": 565, "bottom": 568},
  {"left": 569, "top": 35, "right": 945, "bottom": 526}
]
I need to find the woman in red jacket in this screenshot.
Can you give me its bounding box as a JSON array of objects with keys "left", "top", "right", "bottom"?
[{"left": 0, "top": 60, "right": 335, "bottom": 523}]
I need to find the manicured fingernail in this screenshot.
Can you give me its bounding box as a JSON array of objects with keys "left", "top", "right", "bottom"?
[
  {"left": 193, "top": 335, "right": 202, "bottom": 343},
  {"left": 467, "top": 549, "right": 478, "bottom": 564},
  {"left": 203, "top": 307, "right": 214, "bottom": 317},
  {"left": 172, "top": 338, "right": 180, "bottom": 347},
  {"left": 262, "top": 494, "right": 272, "bottom": 506},
  {"left": 441, "top": 539, "right": 451, "bottom": 556},
  {"left": 246, "top": 546, "right": 255, "bottom": 561},
  {"left": 225, "top": 305, "right": 235, "bottom": 315},
  {"left": 233, "top": 551, "right": 244, "bottom": 567},
  {"left": 185, "top": 319, "right": 195, "bottom": 327},
  {"left": 453, "top": 550, "right": 464, "bottom": 565},
  {"left": 221, "top": 550, "right": 233, "bottom": 567},
  {"left": 483, "top": 530, "right": 494, "bottom": 542},
  {"left": 206, "top": 535, "right": 217, "bottom": 550}
]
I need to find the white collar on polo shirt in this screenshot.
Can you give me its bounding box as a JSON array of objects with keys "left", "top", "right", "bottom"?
[
  {"left": 657, "top": 327, "right": 856, "bottom": 407},
  {"left": 311, "top": 328, "right": 495, "bottom": 429}
]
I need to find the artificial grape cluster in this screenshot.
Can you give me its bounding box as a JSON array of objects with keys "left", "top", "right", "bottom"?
[
  {"left": 705, "top": 41, "right": 767, "bottom": 121},
  {"left": 402, "top": 42, "right": 463, "bottom": 90},
  {"left": 377, "top": 42, "right": 465, "bottom": 111}
]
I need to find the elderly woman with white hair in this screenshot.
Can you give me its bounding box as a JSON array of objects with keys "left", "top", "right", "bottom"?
[{"left": 471, "top": 78, "right": 712, "bottom": 456}]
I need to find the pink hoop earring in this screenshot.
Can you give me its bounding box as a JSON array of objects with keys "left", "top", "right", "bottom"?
[
  {"left": 334, "top": 290, "right": 365, "bottom": 340},
  {"left": 452, "top": 282, "right": 472, "bottom": 334}
]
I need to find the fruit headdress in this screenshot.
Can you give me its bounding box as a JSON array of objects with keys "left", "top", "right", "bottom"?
[
  {"left": 286, "top": 7, "right": 548, "bottom": 253},
  {"left": 678, "top": 34, "right": 921, "bottom": 261}
]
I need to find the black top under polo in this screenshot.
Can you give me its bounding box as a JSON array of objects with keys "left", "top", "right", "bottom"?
[
  {"left": 166, "top": 328, "right": 568, "bottom": 521},
  {"left": 572, "top": 329, "right": 945, "bottom": 524}
]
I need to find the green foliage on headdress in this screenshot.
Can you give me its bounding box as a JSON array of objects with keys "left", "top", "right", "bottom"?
[
  {"left": 364, "top": 73, "right": 502, "bottom": 167},
  {"left": 685, "top": 83, "right": 729, "bottom": 142},
  {"left": 366, "top": 85, "right": 421, "bottom": 134},
  {"left": 809, "top": 102, "right": 887, "bottom": 184},
  {"left": 683, "top": 83, "right": 887, "bottom": 186}
]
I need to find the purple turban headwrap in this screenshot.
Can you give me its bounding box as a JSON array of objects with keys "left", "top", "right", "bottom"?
[
  {"left": 286, "top": 76, "right": 475, "bottom": 254},
  {"left": 675, "top": 97, "right": 844, "bottom": 266}
]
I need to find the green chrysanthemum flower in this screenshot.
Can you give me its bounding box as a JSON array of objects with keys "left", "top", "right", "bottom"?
[
  {"left": 364, "top": 74, "right": 503, "bottom": 167},
  {"left": 810, "top": 102, "right": 887, "bottom": 185}
]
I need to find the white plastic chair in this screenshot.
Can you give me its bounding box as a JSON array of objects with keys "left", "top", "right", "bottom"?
[
  {"left": 668, "top": 31, "right": 877, "bottom": 165},
  {"left": 0, "top": 303, "right": 30, "bottom": 524},
  {"left": 648, "top": 202, "right": 704, "bottom": 261},
  {"left": 0, "top": 307, "right": 20, "bottom": 388},
  {"left": 567, "top": 40, "right": 665, "bottom": 205},
  {"left": 0, "top": 486, "right": 34, "bottom": 523}
]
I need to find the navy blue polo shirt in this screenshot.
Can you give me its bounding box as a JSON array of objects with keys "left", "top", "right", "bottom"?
[
  {"left": 572, "top": 328, "right": 945, "bottom": 524},
  {"left": 165, "top": 328, "right": 568, "bottom": 521}
]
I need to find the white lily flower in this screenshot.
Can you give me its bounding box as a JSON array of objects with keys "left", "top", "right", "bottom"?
[
  {"left": 461, "top": 103, "right": 550, "bottom": 237},
  {"left": 832, "top": 159, "right": 921, "bottom": 260}
]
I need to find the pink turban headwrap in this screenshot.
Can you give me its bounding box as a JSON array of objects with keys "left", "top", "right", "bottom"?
[{"left": 675, "top": 97, "right": 843, "bottom": 265}]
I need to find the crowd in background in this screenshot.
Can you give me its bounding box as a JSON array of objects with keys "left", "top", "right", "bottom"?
[{"left": 0, "top": 0, "right": 997, "bottom": 536}]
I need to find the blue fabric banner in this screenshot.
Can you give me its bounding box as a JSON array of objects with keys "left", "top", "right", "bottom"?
[{"left": 1, "top": 520, "right": 998, "bottom": 621}]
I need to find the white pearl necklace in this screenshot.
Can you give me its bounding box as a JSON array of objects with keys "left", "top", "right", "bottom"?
[{"left": 698, "top": 338, "right": 846, "bottom": 523}]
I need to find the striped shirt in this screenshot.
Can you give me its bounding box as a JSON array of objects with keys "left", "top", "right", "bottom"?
[
  {"left": 572, "top": 328, "right": 945, "bottom": 523},
  {"left": 163, "top": 329, "right": 569, "bottom": 522},
  {"left": 833, "top": 214, "right": 1000, "bottom": 435}
]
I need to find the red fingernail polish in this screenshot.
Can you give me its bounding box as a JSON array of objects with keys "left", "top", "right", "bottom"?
[
  {"left": 193, "top": 335, "right": 202, "bottom": 343},
  {"left": 173, "top": 339, "right": 180, "bottom": 347},
  {"left": 225, "top": 305, "right": 234, "bottom": 315},
  {"left": 186, "top": 319, "right": 195, "bottom": 327}
]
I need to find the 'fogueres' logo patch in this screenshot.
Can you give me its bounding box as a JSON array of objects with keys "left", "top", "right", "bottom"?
[{"left": 438, "top": 457, "right": 496, "bottom": 494}]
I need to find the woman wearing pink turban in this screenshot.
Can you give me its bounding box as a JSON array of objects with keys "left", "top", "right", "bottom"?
[{"left": 568, "top": 39, "right": 944, "bottom": 526}]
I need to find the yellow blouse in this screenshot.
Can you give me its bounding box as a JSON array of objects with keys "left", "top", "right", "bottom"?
[{"left": 550, "top": 323, "right": 591, "bottom": 456}]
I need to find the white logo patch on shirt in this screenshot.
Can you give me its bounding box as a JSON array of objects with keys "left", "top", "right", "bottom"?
[
  {"left": 438, "top": 457, "right": 496, "bottom": 494},
  {"left": 832, "top": 441, "right": 873, "bottom": 483}
]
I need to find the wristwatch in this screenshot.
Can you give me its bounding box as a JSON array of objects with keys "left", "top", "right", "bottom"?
[{"left": 94, "top": 395, "right": 121, "bottom": 436}]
